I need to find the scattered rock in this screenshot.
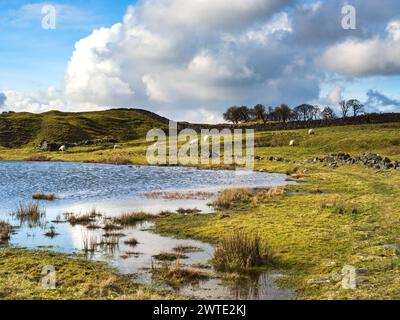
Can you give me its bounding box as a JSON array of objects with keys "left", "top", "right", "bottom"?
[
  {"left": 312, "top": 153, "right": 400, "bottom": 170},
  {"left": 307, "top": 277, "right": 331, "bottom": 284}
]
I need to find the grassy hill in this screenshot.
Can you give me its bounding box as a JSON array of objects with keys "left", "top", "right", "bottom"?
[{"left": 0, "top": 108, "right": 170, "bottom": 147}]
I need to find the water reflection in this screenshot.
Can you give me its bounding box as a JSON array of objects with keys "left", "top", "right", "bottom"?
[{"left": 0, "top": 161, "right": 296, "bottom": 300}]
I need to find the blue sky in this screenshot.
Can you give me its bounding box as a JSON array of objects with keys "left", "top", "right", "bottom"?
[
  {"left": 0, "top": 1, "right": 135, "bottom": 91},
  {"left": 0, "top": 0, "right": 399, "bottom": 122}
]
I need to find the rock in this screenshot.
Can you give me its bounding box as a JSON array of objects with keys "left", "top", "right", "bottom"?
[
  {"left": 379, "top": 244, "right": 400, "bottom": 251},
  {"left": 330, "top": 274, "right": 343, "bottom": 282},
  {"left": 307, "top": 277, "right": 331, "bottom": 284}
]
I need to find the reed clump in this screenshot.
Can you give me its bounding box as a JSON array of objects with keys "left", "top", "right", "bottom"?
[
  {"left": 24, "top": 155, "right": 52, "bottom": 162},
  {"left": 13, "top": 202, "right": 44, "bottom": 226},
  {"left": 32, "top": 193, "right": 57, "bottom": 201},
  {"left": 211, "top": 188, "right": 253, "bottom": 209},
  {"left": 0, "top": 221, "right": 12, "bottom": 243},
  {"left": 44, "top": 226, "right": 59, "bottom": 238},
  {"left": 123, "top": 237, "right": 139, "bottom": 247},
  {"left": 152, "top": 263, "right": 209, "bottom": 289},
  {"left": 153, "top": 252, "right": 188, "bottom": 261},
  {"left": 112, "top": 212, "right": 155, "bottom": 226},
  {"left": 213, "top": 230, "right": 271, "bottom": 270}
]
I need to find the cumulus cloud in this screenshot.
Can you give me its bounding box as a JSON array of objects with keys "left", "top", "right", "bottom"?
[
  {"left": 3, "top": 0, "right": 400, "bottom": 122},
  {"left": 2, "top": 87, "right": 104, "bottom": 113},
  {"left": 65, "top": 0, "right": 322, "bottom": 121},
  {"left": 366, "top": 90, "right": 400, "bottom": 112},
  {"left": 320, "top": 20, "right": 400, "bottom": 76}
]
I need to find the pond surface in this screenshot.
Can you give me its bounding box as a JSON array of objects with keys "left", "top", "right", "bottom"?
[{"left": 0, "top": 161, "right": 296, "bottom": 300}]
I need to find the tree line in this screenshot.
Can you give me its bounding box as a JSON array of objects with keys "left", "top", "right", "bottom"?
[{"left": 223, "top": 99, "right": 365, "bottom": 124}]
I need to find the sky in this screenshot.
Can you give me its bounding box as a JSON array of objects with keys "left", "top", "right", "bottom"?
[{"left": 0, "top": 0, "right": 399, "bottom": 123}]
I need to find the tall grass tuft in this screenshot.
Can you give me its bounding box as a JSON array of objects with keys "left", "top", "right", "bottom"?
[
  {"left": 213, "top": 230, "right": 271, "bottom": 270},
  {"left": 82, "top": 232, "right": 98, "bottom": 253},
  {"left": 0, "top": 221, "right": 12, "bottom": 243},
  {"left": 113, "top": 212, "right": 155, "bottom": 226},
  {"left": 211, "top": 188, "right": 253, "bottom": 209},
  {"left": 13, "top": 202, "right": 45, "bottom": 227}
]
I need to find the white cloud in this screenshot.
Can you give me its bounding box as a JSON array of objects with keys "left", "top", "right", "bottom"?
[
  {"left": 3, "top": 0, "right": 400, "bottom": 122},
  {"left": 63, "top": 0, "right": 301, "bottom": 119},
  {"left": 2, "top": 87, "right": 104, "bottom": 113},
  {"left": 326, "top": 85, "right": 344, "bottom": 104},
  {"left": 320, "top": 20, "right": 400, "bottom": 76}
]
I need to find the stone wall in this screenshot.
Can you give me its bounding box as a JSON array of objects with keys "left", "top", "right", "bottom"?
[{"left": 180, "top": 113, "right": 400, "bottom": 132}]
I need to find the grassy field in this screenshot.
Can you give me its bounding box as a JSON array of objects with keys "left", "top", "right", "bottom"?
[
  {"left": 1, "top": 121, "right": 400, "bottom": 299},
  {"left": 0, "top": 248, "right": 178, "bottom": 300}
]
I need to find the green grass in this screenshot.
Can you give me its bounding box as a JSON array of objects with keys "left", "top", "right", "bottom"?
[
  {"left": 0, "top": 248, "right": 180, "bottom": 300},
  {"left": 0, "top": 108, "right": 169, "bottom": 147},
  {"left": 2, "top": 121, "right": 400, "bottom": 299}
]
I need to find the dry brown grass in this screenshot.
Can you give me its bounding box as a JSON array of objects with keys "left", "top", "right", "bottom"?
[
  {"left": 211, "top": 188, "right": 253, "bottom": 209},
  {"left": 144, "top": 191, "right": 215, "bottom": 200},
  {"left": 113, "top": 212, "right": 155, "bottom": 226},
  {"left": 123, "top": 237, "right": 139, "bottom": 247},
  {"left": 255, "top": 187, "right": 286, "bottom": 199},
  {"left": 98, "top": 156, "right": 132, "bottom": 165},
  {"left": 176, "top": 208, "right": 201, "bottom": 215},
  {"left": 153, "top": 252, "right": 188, "bottom": 261},
  {"left": 67, "top": 214, "right": 95, "bottom": 225},
  {"left": 13, "top": 202, "right": 44, "bottom": 226},
  {"left": 32, "top": 193, "right": 57, "bottom": 201},
  {"left": 153, "top": 262, "right": 209, "bottom": 289},
  {"left": 320, "top": 196, "right": 359, "bottom": 215},
  {"left": 213, "top": 230, "right": 271, "bottom": 270},
  {"left": 24, "top": 155, "right": 52, "bottom": 161},
  {"left": 0, "top": 221, "right": 12, "bottom": 243},
  {"left": 173, "top": 245, "right": 203, "bottom": 253}
]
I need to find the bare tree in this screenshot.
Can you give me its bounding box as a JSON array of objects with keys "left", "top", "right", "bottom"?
[
  {"left": 346, "top": 99, "right": 364, "bottom": 117},
  {"left": 339, "top": 100, "right": 350, "bottom": 118},
  {"left": 321, "top": 106, "right": 336, "bottom": 119},
  {"left": 253, "top": 104, "right": 267, "bottom": 123},
  {"left": 275, "top": 104, "right": 292, "bottom": 123}
]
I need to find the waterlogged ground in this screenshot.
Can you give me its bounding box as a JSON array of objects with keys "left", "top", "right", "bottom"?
[{"left": 0, "top": 161, "right": 295, "bottom": 300}]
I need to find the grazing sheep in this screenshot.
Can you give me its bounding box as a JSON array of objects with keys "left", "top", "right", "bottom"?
[
  {"left": 59, "top": 145, "right": 66, "bottom": 152},
  {"left": 308, "top": 129, "right": 315, "bottom": 135},
  {"left": 289, "top": 140, "right": 295, "bottom": 146},
  {"left": 113, "top": 144, "right": 122, "bottom": 150}
]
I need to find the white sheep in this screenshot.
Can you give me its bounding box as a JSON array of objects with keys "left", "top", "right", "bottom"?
[
  {"left": 308, "top": 129, "right": 315, "bottom": 135},
  {"left": 59, "top": 145, "right": 66, "bottom": 152},
  {"left": 289, "top": 140, "right": 295, "bottom": 146},
  {"left": 113, "top": 144, "right": 122, "bottom": 150}
]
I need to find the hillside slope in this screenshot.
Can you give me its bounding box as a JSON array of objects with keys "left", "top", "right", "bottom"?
[{"left": 0, "top": 108, "right": 170, "bottom": 147}]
